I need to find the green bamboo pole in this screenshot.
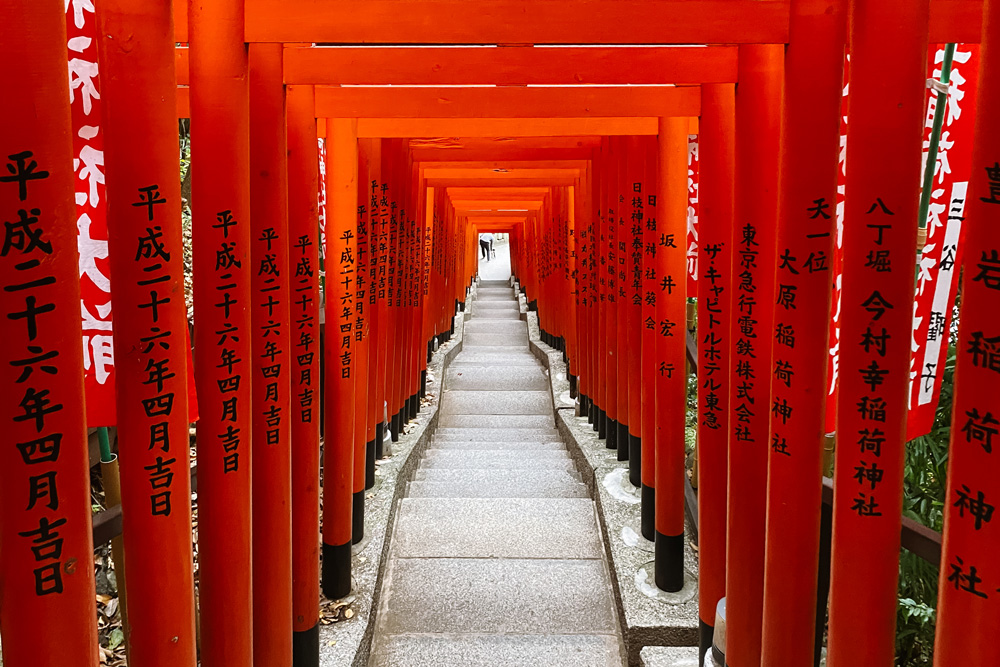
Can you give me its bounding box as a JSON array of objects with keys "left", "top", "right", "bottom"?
[{"left": 917, "top": 43, "right": 957, "bottom": 253}]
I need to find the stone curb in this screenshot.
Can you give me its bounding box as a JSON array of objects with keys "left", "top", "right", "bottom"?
[
  {"left": 513, "top": 280, "right": 700, "bottom": 667},
  {"left": 319, "top": 309, "right": 466, "bottom": 667}
]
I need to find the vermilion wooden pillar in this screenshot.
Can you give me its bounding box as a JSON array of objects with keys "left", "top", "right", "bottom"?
[
  {"left": 626, "top": 136, "right": 644, "bottom": 481},
  {"left": 322, "top": 118, "right": 358, "bottom": 599},
  {"left": 352, "top": 131, "right": 371, "bottom": 543},
  {"left": 640, "top": 134, "right": 659, "bottom": 540},
  {"left": 696, "top": 82, "right": 735, "bottom": 661},
  {"left": 286, "top": 84, "right": 322, "bottom": 667},
  {"left": 188, "top": 0, "right": 254, "bottom": 663},
  {"left": 0, "top": 3, "right": 99, "bottom": 664},
  {"left": 97, "top": 1, "right": 198, "bottom": 664},
  {"left": 604, "top": 138, "right": 620, "bottom": 449},
  {"left": 725, "top": 44, "right": 783, "bottom": 667},
  {"left": 827, "top": 1, "right": 930, "bottom": 664},
  {"left": 760, "top": 1, "right": 845, "bottom": 664},
  {"left": 248, "top": 42, "right": 293, "bottom": 667},
  {"left": 615, "top": 137, "right": 631, "bottom": 459},
  {"left": 935, "top": 0, "right": 1000, "bottom": 658},
  {"left": 595, "top": 143, "right": 609, "bottom": 438},
  {"left": 654, "top": 117, "right": 690, "bottom": 592}
]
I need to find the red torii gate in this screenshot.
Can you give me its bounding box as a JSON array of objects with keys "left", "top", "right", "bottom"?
[{"left": 3, "top": 2, "right": 999, "bottom": 667}]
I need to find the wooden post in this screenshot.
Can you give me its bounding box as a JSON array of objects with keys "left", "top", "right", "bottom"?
[
  {"left": 187, "top": 0, "right": 254, "bottom": 663},
  {"left": 615, "top": 137, "right": 631, "bottom": 459},
  {"left": 352, "top": 134, "right": 371, "bottom": 543},
  {"left": 641, "top": 134, "right": 659, "bottom": 540},
  {"left": 322, "top": 118, "right": 358, "bottom": 599},
  {"left": 626, "top": 136, "right": 644, "bottom": 483},
  {"left": 654, "top": 117, "right": 690, "bottom": 592},
  {"left": 286, "top": 83, "right": 322, "bottom": 667},
  {"left": 0, "top": 2, "right": 99, "bottom": 664},
  {"left": 97, "top": 1, "right": 198, "bottom": 663},
  {"left": 725, "top": 44, "right": 783, "bottom": 667},
  {"left": 760, "top": 0, "right": 846, "bottom": 664},
  {"left": 696, "top": 82, "right": 735, "bottom": 661},
  {"left": 248, "top": 42, "right": 293, "bottom": 666},
  {"left": 934, "top": 0, "right": 1000, "bottom": 658},
  {"left": 827, "top": 0, "right": 930, "bottom": 663}
]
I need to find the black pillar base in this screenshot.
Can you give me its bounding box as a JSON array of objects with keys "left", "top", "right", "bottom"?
[
  {"left": 375, "top": 422, "right": 384, "bottom": 459},
  {"left": 321, "top": 541, "right": 352, "bottom": 599},
  {"left": 420, "top": 370, "right": 427, "bottom": 399},
  {"left": 641, "top": 485, "right": 655, "bottom": 541},
  {"left": 528, "top": 299, "right": 537, "bottom": 312},
  {"left": 629, "top": 434, "right": 641, "bottom": 486},
  {"left": 580, "top": 394, "right": 590, "bottom": 418},
  {"left": 390, "top": 411, "right": 401, "bottom": 442},
  {"left": 654, "top": 531, "right": 685, "bottom": 593},
  {"left": 699, "top": 620, "right": 714, "bottom": 667},
  {"left": 427, "top": 340, "right": 434, "bottom": 364},
  {"left": 569, "top": 374, "right": 577, "bottom": 399},
  {"left": 409, "top": 393, "right": 419, "bottom": 420},
  {"left": 352, "top": 490, "right": 364, "bottom": 545},
  {"left": 589, "top": 401, "right": 598, "bottom": 426},
  {"left": 617, "top": 422, "right": 629, "bottom": 461},
  {"left": 606, "top": 418, "right": 618, "bottom": 449},
  {"left": 365, "top": 438, "right": 376, "bottom": 489},
  {"left": 292, "top": 624, "right": 319, "bottom": 667},
  {"left": 598, "top": 408, "right": 607, "bottom": 438}
]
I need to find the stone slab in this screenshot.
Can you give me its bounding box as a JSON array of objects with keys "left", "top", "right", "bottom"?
[
  {"left": 464, "top": 319, "right": 527, "bottom": 334},
  {"left": 423, "top": 448, "right": 571, "bottom": 462},
  {"left": 441, "top": 390, "right": 552, "bottom": 415},
  {"left": 407, "top": 478, "right": 589, "bottom": 499},
  {"left": 640, "top": 646, "right": 702, "bottom": 667},
  {"left": 446, "top": 365, "right": 549, "bottom": 391},
  {"left": 392, "top": 498, "right": 603, "bottom": 559},
  {"left": 473, "top": 300, "right": 519, "bottom": 309},
  {"left": 413, "top": 468, "right": 583, "bottom": 485},
  {"left": 429, "top": 439, "right": 566, "bottom": 451},
  {"left": 433, "top": 427, "right": 561, "bottom": 440},
  {"left": 418, "top": 453, "right": 577, "bottom": 471},
  {"left": 471, "top": 309, "right": 520, "bottom": 319},
  {"left": 376, "top": 558, "right": 619, "bottom": 635},
  {"left": 437, "top": 414, "right": 556, "bottom": 429},
  {"left": 371, "top": 634, "right": 624, "bottom": 667},
  {"left": 475, "top": 293, "right": 517, "bottom": 301},
  {"left": 449, "top": 354, "right": 539, "bottom": 366},
  {"left": 463, "top": 332, "right": 529, "bottom": 347},
  {"left": 479, "top": 280, "right": 511, "bottom": 288},
  {"left": 476, "top": 288, "right": 515, "bottom": 296}
]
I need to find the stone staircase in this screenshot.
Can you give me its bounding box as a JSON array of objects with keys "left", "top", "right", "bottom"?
[{"left": 369, "top": 280, "right": 626, "bottom": 667}]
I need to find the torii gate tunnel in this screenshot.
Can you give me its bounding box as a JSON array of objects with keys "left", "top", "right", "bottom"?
[{"left": 2, "top": 0, "right": 1000, "bottom": 665}]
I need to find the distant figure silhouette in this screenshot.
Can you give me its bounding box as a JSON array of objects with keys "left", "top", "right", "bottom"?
[{"left": 479, "top": 232, "right": 494, "bottom": 261}]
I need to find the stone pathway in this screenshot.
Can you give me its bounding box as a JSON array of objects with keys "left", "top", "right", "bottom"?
[{"left": 369, "top": 279, "right": 626, "bottom": 667}]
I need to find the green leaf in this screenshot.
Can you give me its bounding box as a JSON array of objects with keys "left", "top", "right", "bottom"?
[{"left": 108, "top": 628, "right": 125, "bottom": 650}]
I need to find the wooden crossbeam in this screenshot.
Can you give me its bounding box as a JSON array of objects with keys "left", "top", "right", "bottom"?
[
  {"left": 314, "top": 86, "right": 699, "bottom": 119},
  {"left": 175, "top": 0, "right": 983, "bottom": 45},
  {"left": 428, "top": 177, "right": 577, "bottom": 187},
  {"left": 242, "top": 0, "right": 790, "bottom": 43},
  {"left": 283, "top": 46, "right": 738, "bottom": 85}
]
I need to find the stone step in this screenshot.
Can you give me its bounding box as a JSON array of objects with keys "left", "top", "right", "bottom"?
[
  {"left": 476, "top": 287, "right": 515, "bottom": 296},
  {"left": 423, "top": 448, "right": 571, "bottom": 461},
  {"left": 640, "top": 647, "right": 702, "bottom": 667},
  {"left": 476, "top": 293, "right": 517, "bottom": 302},
  {"left": 407, "top": 478, "right": 588, "bottom": 499},
  {"left": 376, "top": 558, "right": 619, "bottom": 635},
  {"left": 371, "top": 633, "right": 623, "bottom": 667},
  {"left": 442, "top": 390, "right": 551, "bottom": 415},
  {"left": 392, "top": 498, "right": 602, "bottom": 559},
  {"left": 429, "top": 440, "right": 565, "bottom": 451},
  {"left": 412, "top": 468, "right": 583, "bottom": 484},
  {"left": 474, "top": 300, "right": 519, "bottom": 309},
  {"left": 463, "top": 332, "right": 529, "bottom": 347},
  {"left": 449, "top": 353, "right": 539, "bottom": 366},
  {"left": 472, "top": 310, "right": 520, "bottom": 320},
  {"left": 418, "top": 452, "right": 577, "bottom": 471},
  {"left": 446, "top": 366, "right": 548, "bottom": 392},
  {"left": 479, "top": 280, "right": 511, "bottom": 288},
  {"left": 464, "top": 320, "right": 527, "bottom": 334},
  {"left": 433, "top": 427, "right": 561, "bottom": 441},
  {"left": 437, "top": 414, "right": 555, "bottom": 429}
]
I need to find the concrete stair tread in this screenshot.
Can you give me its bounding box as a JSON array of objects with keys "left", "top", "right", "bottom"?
[
  {"left": 464, "top": 320, "right": 527, "bottom": 333},
  {"left": 430, "top": 440, "right": 565, "bottom": 451},
  {"left": 407, "top": 478, "right": 588, "bottom": 499},
  {"left": 471, "top": 310, "right": 521, "bottom": 319},
  {"left": 639, "top": 647, "right": 702, "bottom": 667},
  {"left": 371, "top": 633, "right": 622, "bottom": 667},
  {"left": 418, "top": 456, "right": 576, "bottom": 471},
  {"left": 441, "top": 390, "right": 552, "bottom": 415},
  {"left": 413, "top": 468, "right": 583, "bottom": 484},
  {"left": 423, "top": 449, "right": 571, "bottom": 460},
  {"left": 434, "top": 427, "right": 561, "bottom": 440},
  {"left": 445, "top": 366, "right": 548, "bottom": 391},
  {"left": 393, "top": 498, "right": 602, "bottom": 559},
  {"left": 437, "top": 415, "right": 555, "bottom": 429},
  {"left": 463, "top": 333, "right": 530, "bottom": 347},
  {"left": 376, "top": 558, "right": 619, "bottom": 635}
]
